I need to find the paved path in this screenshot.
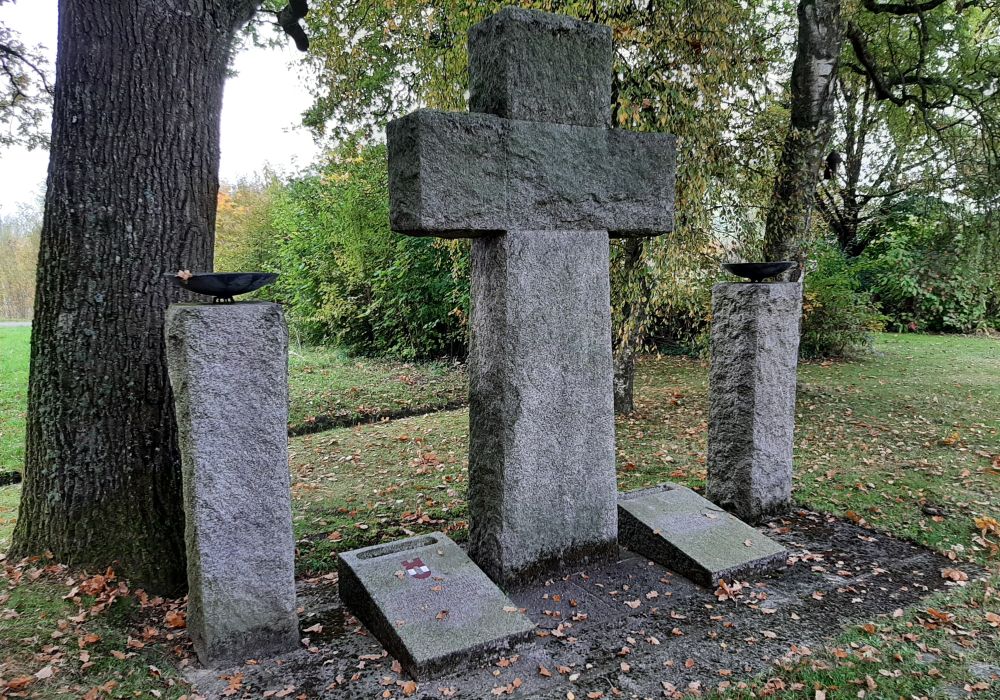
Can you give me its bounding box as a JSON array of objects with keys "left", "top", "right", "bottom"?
[{"left": 0, "top": 321, "right": 31, "bottom": 328}]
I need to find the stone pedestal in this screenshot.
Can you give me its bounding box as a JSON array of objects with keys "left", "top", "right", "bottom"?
[
  {"left": 706, "top": 283, "right": 801, "bottom": 524},
  {"left": 165, "top": 302, "right": 298, "bottom": 668}
]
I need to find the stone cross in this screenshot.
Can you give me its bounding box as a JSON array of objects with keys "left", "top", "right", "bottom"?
[{"left": 387, "top": 8, "right": 676, "bottom": 585}]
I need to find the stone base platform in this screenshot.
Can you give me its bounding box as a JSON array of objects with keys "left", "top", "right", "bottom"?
[
  {"left": 337, "top": 532, "right": 535, "bottom": 678},
  {"left": 189, "top": 512, "right": 985, "bottom": 700},
  {"left": 187, "top": 511, "right": 983, "bottom": 698},
  {"left": 618, "top": 484, "right": 787, "bottom": 587}
]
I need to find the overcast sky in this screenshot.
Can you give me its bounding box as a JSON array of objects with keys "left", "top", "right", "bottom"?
[{"left": 0, "top": 0, "right": 320, "bottom": 216}]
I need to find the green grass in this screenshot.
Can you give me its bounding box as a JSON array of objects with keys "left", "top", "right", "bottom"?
[
  {"left": 0, "top": 327, "right": 30, "bottom": 476},
  {"left": 0, "top": 568, "right": 189, "bottom": 699},
  {"left": 287, "top": 345, "right": 466, "bottom": 433},
  {"left": 2, "top": 332, "right": 999, "bottom": 697},
  {"left": 288, "top": 334, "right": 1000, "bottom": 573},
  {"left": 0, "top": 483, "right": 18, "bottom": 550}
]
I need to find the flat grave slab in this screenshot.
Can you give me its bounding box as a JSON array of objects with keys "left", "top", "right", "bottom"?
[
  {"left": 618, "top": 484, "right": 787, "bottom": 587},
  {"left": 337, "top": 532, "right": 535, "bottom": 678}
]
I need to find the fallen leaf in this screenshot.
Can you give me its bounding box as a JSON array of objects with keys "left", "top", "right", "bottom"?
[{"left": 164, "top": 610, "right": 186, "bottom": 629}]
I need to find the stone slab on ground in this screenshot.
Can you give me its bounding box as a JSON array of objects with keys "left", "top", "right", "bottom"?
[
  {"left": 188, "top": 511, "right": 985, "bottom": 699},
  {"left": 165, "top": 302, "right": 298, "bottom": 668},
  {"left": 618, "top": 484, "right": 787, "bottom": 587},
  {"left": 337, "top": 532, "right": 535, "bottom": 678}
]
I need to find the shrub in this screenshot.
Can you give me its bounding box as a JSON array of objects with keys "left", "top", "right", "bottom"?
[
  {"left": 237, "top": 144, "right": 469, "bottom": 359},
  {"left": 800, "top": 241, "right": 884, "bottom": 358},
  {"left": 860, "top": 206, "right": 998, "bottom": 333}
]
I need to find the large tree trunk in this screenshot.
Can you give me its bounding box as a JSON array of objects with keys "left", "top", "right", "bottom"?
[
  {"left": 11, "top": 0, "right": 259, "bottom": 594},
  {"left": 762, "top": 0, "right": 843, "bottom": 280}
]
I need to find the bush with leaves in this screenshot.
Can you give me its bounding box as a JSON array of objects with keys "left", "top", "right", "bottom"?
[
  {"left": 860, "top": 203, "right": 998, "bottom": 334},
  {"left": 240, "top": 144, "right": 469, "bottom": 359},
  {"left": 800, "top": 241, "right": 884, "bottom": 358}
]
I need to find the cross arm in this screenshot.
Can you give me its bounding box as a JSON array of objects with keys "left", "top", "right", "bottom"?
[{"left": 387, "top": 109, "right": 675, "bottom": 238}]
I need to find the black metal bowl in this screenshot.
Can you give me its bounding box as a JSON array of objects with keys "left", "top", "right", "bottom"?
[
  {"left": 171, "top": 272, "right": 278, "bottom": 303},
  {"left": 721, "top": 261, "right": 796, "bottom": 283}
]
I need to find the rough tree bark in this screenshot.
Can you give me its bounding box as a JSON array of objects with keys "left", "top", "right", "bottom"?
[
  {"left": 762, "top": 0, "right": 843, "bottom": 280},
  {"left": 11, "top": 0, "right": 260, "bottom": 594}
]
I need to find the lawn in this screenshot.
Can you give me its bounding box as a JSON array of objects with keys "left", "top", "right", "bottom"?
[
  {"left": 0, "top": 326, "right": 30, "bottom": 477},
  {"left": 0, "top": 326, "right": 466, "bottom": 475},
  {"left": 1, "top": 332, "right": 998, "bottom": 698}
]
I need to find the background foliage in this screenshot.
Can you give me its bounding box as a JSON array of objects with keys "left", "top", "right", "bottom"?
[
  {"left": 0, "top": 205, "right": 40, "bottom": 320},
  {"left": 215, "top": 144, "right": 468, "bottom": 359}
]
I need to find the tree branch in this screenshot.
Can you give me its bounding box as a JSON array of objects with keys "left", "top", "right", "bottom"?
[{"left": 861, "top": 0, "right": 948, "bottom": 15}]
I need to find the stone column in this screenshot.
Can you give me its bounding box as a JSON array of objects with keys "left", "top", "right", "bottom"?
[
  {"left": 165, "top": 302, "right": 298, "bottom": 668},
  {"left": 706, "top": 283, "right": 802, "bottom": 524},
  {"left": 468, "top": 229, "right": 618, "bottom": 584}
]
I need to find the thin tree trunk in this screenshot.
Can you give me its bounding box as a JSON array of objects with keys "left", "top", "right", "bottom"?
[
  {"left": 763, "top": 0, "right": 843, "bottom": 280},
  {"left": 612, "top": 239, "right": 648, "bottom": 415},
  {"left": 11, "top": 0, "right": 258, "bottom": 594}
]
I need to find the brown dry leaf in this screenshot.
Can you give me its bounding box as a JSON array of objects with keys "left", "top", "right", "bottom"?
[
  {"left": 539, "top": 665, "right": 552, "bottom": 677},
  {"left": 985, "top": 611, "right": 1000, "bottom": 627},
  {"left": 941, "top": 568, "right": 969, "bottom": 582},
  {"left": 974, "top": 516, "right": 1000, "bottom": 536},
  {"left": 399, "top": 680, "right": 417, "bottom": 696},
  {"left": 221, "top": 673, "right": 244, "bottom": 697},
  {"left": 165, "top": 610, "right": 186, "bottom": 629},
  {"left": 926, "top": 608, "right": 954, "bottom": 622},
  {"left": 6, "top": 676, "right": 34, "bottom": 691},
  {"left": 624, "top": 599, "right": 641, "bottom": 609},
  {"left": 436, "top": 610, "right": 449, "bottom": 621},
  {"left": 620, "top": 662, "right": 630, "bottom": 673},
  {"left": 78, "top": 633, "right": 101, "bottom": 647},
  {"left": 34, "top": 665, "right": 54, "bottom": 680}
]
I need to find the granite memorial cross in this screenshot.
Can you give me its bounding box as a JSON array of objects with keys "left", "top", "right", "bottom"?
[{"left": 387, "top": 7, "right": 675, "bottom": 585}]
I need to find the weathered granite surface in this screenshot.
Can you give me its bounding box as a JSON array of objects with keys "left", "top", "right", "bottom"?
[
  {"left": 385, "top": 8, "right": 676, "bottom": 586},
  {"left": 468, "top": 230, "right": 618, "bottom": 584},
  {"left": 165, "top": 302, "right": 298, "bottom": 668},
  {"left": 618, "top": 484, "right": 787, "bottom": 587},
  {"left": 706, "top": 283, "right": 802, "bottom": 524},
  {"left": 386, "top": 110, "right": 675, "bottom": 236},
  {"left": 469, "top": 7, "right": 612, "bottom": 127},
  {"left": 338, "top": 533, "right": 535, "bottom": 678}
]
